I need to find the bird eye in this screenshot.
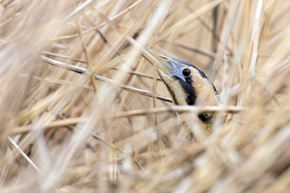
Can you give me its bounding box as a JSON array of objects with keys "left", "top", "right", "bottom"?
[{"left": 182, "top": 69, "right": 191, "bottom": 77}]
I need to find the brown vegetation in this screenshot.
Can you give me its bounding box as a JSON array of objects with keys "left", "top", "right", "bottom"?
[{"left": 0, "top": 0, "right": 289, "bottom": 192}]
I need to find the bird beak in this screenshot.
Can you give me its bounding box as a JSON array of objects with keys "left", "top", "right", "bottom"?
[{"left": 142, "top": 48, "right": 185, "bottom": 81}]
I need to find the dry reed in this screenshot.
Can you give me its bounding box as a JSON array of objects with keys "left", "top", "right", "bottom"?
[{"left": 0, "top": 0, "right": 289, "bottom": 192}]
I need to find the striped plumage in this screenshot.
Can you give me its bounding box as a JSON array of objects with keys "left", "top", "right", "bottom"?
[{"left": 144, "top": 48, "right": 222, "bottom": 132}]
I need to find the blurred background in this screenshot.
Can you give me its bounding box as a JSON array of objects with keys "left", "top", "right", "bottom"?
[{"left": 0, "top": 0, "right": 290, "bottom": 192}]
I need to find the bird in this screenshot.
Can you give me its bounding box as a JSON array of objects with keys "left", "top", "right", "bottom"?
[{"left": 142, "top": 48, "right": 223, "bottom": 133}]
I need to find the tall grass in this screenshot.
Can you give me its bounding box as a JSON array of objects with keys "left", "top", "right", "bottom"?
[{"left": 0, "top": 0, "right": 289, "bottom": 192}]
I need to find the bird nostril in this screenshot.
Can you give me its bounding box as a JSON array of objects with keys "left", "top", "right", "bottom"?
[{"left": 182, "top": 69, "right": 191, "bottom": 77}]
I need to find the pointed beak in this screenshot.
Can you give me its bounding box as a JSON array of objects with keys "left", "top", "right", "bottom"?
[{"left": 141, "top": 48, "right": 185, "bottom": 81}]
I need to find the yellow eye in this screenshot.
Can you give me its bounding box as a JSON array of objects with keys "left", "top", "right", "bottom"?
[{"left": 182, "top": 69, "right": 191, "bottom": 77}]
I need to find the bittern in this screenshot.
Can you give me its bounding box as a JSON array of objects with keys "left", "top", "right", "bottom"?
[{"left": 143, "top": 48, "right": 222, "bottom": 133}]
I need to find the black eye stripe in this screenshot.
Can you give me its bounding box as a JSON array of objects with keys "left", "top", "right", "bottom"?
[
  {"left": 174, "top": 76, "right": 196, "bottom": 105},
  {"left": 182, "top": 69, "right": 191, "bottom": 77}
]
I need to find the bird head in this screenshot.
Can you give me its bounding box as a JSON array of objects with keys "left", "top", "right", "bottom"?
[{"left": 143, "top": 48, "right": 222, "bottom": 125}]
